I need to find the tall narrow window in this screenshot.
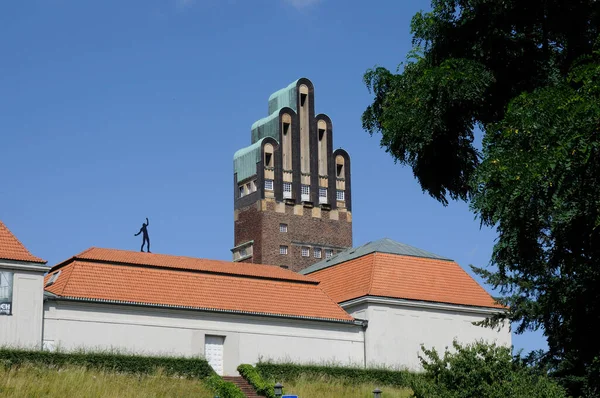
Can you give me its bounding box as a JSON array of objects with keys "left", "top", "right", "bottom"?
[
  {"left": 282, "top": 114, "right": 292, "bottom": 171},
  {"left": 301, "top": 185, "right": 310, "bottom": 202},
  {"left": 283, "top": 182, "right": 292, "bottom": 199},
  {"left": 319, "top": 188, "right": 328, "bottom": 204},
  {"left": 317, "top": 120, "right": 328, "bottom": 176},
  {"left": 239, "top": 186, "right": 245, "bottom": 198},
  {"left": 299, "top": 85, "right": 310, "bottom": 174}
]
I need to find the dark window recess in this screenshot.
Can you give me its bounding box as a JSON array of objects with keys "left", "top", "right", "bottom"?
[
  {"left": 300, "top": 93, "right": 307, "bottom": 106},
  {"left": 337, "top": 164, "right": 344, "bottom": 177},
  {"left": 265, "top": 153, "right": 273, "bottom": 167},
  {"left": 283, "top": 122, "right": 291, "bottom": 135},
  {"left": 318, "top": 129, "right": 326, "bottom": 141}
]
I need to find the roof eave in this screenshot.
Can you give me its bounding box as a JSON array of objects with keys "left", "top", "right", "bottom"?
[
  {"left": 340, "top": 295, "right": 507, "bottom": 315},
  {"left": 0, "top": 258, "right": 50, "bottom": 272},
  {"left": 46, "top": 294, "right": 359, "bottom": 326}
]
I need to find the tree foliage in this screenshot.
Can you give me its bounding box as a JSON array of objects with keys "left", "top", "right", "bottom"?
[
  {"left": 363, "top": 1, "right": 600, "bottom": 396},
  {"left": 410, "top": 341, "right": 566, "bottom": 398}
]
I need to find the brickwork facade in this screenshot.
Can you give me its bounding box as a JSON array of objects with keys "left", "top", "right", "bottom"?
[{"left": 234, "top": 199, "right": 352, "bottom": 272}]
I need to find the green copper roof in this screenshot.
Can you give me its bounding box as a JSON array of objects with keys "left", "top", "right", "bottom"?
[
  {"left": 268, "top": 79, "right": 299, "bottom": 115},
  {"left": 300, "top": 238, "right": 452, "bottom": 275},
  {"left": 233, "top": 137, "right": 270, "bottom": 182},
  {"left": 251, "top": 108, "right": 282, "bottom": 144}
]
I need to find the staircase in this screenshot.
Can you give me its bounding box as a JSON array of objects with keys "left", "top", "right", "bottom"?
[{"left": 222, "top": 376, "right": 261, "bottom": 398}]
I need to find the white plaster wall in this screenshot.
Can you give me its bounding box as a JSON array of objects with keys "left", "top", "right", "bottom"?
[
  {"left": 0, "top": 265, "right": 45, "bottom": 349},
  {"left": 43, "top": 301, "right": 364, "bottom": 375},
  {"left": 346, "top": 299, "right": 511, "bottom": 371}
]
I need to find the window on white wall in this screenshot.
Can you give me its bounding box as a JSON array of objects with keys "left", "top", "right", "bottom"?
[
  {"left": 280, "top": 246, "right": 288, "bottom": 255},
  {"left": 301, "top": 247, "right": 310, "bottom": 257},
  {"left": 0, "top": 271, "right": 14, "bottom": 315}
]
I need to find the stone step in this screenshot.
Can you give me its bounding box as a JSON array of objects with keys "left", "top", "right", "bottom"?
[{"left": 222, "top": 376, "right": 262, "bottom": 398}]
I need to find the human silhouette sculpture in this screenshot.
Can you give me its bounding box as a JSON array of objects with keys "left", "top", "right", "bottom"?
[{"left": 134, "top": 218, "right": 150, "bottom": 253}]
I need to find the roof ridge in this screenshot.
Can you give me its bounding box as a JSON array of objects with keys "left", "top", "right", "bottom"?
[
  {"left": 73, "top": 257, "right": 319, "bottom": 285},
  {"left": 367, "top": 253, "right": 377, "bottom": 295}
]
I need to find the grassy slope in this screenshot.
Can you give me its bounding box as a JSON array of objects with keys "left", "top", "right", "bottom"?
[
  {"left": 0, "top": 364, "right": 215, "bottom": 398},
  {"left": 282, "top": 375, "right": 413, "bottom": 398}
]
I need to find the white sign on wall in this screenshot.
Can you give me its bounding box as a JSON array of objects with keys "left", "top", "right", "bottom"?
[{"left": 0, "top": 271, "right": 13, "bottom": 315}]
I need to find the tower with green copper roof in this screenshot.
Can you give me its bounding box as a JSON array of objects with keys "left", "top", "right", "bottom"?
[{"left": 232, "top": 78, "right": 353, "bottom": 272}]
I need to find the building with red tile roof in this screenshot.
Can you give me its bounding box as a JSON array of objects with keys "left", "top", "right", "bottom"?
[
  {"left": 45, "top": 247, "right": 353, "bottom": 323},
  {"left": 42, "top": 247, "right": 365, "bottom": 375},
  {"left": 301, "top": 238, "right": 510, "bottom": 370},
  {"left": 0, "top": 220, "right": 48, "bottom": 349}
]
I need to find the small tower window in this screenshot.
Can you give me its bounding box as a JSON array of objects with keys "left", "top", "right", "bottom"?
[
  {"left": 280, "top": 223, "right": 288, "bottom": 233},
  {"left": 301, "top": 185, "right": 310, "bottom": 202},
  {"left": 265, "top": 179, "right": 274, "bottom": 191},
  {"left": 283, "top": 122, "right": 291, "bottom": 135},
  {"left": 314, "top": 248, "right": 322, "bottom": 259},
  {"left": 336, "top": 155, "right": 345, "bottom": 178},
  {"left": 279, "top": 245, "right": 288, "bottom": 255},
  {"left": 336, "top": 190, "right": 345, "bottom": 201},
  {"left": 283, "top": 182, "right": 292, "bottom": 199},
  {"left": 301, "top": 247, "right": 310, "bottom": 257},
  {"left": 264, "top": 143, "right": 274, "bottom": 168}
]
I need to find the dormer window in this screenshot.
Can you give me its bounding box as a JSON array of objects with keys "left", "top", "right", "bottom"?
[{"left": 45, "top": 271, "right": 61, "bottom": 287}]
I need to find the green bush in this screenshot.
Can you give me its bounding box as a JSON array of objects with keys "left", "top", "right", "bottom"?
[
  {"left": 0, "top": 347, "right": 213, "bottom": 379},
  {"left": 410, "top": 341, "right": 567, "bottom": 398},
  {"left": 205, "top": 374, "right": 246, "bottom": 398},
  {"left": 238, "top": 364, "right": 275, "bottom": 398},
  {"left": 256, "top": 361, "right": 415, "bottom": 388}
]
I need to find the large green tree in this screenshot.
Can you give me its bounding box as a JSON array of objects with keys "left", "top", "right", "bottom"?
[{"left": 362, "top": 1, "right": 600, "bottom": 396}]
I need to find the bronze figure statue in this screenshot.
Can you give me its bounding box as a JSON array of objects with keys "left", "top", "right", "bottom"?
[{"left": 134, "top": 217, "right": 150, "bottom": 253}]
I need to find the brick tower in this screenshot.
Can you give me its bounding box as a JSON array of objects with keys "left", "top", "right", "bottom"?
[{"left": 232, "top": 78, "right": 352, "bottom": 272}]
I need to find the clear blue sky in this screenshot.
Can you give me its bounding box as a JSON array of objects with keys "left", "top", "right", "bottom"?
[{"left": 1, "top": 0, "right": 545, "bottom": 355}]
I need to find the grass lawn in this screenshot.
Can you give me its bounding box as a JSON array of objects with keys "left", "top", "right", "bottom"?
[
  {"left": 280, "top": 375, "right": 413, "bottom": 398},
  {"left": 0, "top": 364, "right": 215, "bottom": 398}
]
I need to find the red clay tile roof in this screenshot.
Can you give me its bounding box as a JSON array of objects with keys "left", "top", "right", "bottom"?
[
  {"left": 0, "top": 221, "right": 46, "bottom": 264},
  {"left": 45, "top": 248, "right": 353, "bottom": 322},
  {"left": 310, "top": 252, "right": 503, "bottom": 309}
]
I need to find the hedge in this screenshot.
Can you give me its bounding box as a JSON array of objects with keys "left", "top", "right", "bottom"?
[
  {"left": 0, "top": 348, "right": 213, "bottom": 379},
  {"left": 238, "top": 364, "right": 276, "bottom": 398},
  {"left": 256, "top": 361, "right": 417, "bottom": 388},
  {"left": 205, "top": 374, "right": 246, "bottom": 398}
]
